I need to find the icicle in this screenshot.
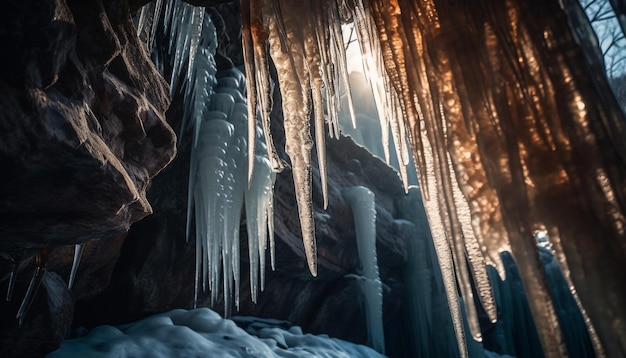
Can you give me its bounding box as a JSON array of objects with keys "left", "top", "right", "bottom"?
[
  {"left": 267, "top": 171, "right": 277, "bottom": 271},
  {"left": 245, "top": 155, "right": 274, "bottom": 301},
  {"left": 68, "top": 244, "right": 84, "bottom": 290},
  {"left": 264, "top": 0, "right": 318, "bottom": 276},
  {"left": 16, "top": 250, "right": 48, "bottom": 327},
  {"left": 343, "top": 186, "right": 385, "bottom": 354},
  {"left": 420, "top": 135, "right": 469, "bottom": 358},
  {"left": 4, "top": 252, "right": 23, "bottom": 302},
  {"left": 310, "top": 57, "right": 329, "bottom": 210}
]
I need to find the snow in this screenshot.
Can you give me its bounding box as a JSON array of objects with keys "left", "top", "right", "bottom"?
[{"left": 46, "top": 308, "right": 385, "bottom": 358}]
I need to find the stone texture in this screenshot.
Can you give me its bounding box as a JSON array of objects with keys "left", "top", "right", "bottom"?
[
  {"left": 0, "top": 0, "right": 176, "bottom": 355},
  {"left": 0, "top": 0, "right": 176, "bottom": 253}
]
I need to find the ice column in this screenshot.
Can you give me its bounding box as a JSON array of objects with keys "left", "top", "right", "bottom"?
[
  {"left": 342, "top": 186, "right": 385, "bottom": 354},
  {"left": 189, "top": 66, "right": 275, "bottom": 313}
]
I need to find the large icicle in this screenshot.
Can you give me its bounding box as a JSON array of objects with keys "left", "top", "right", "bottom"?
[
  {"left": 343, "top": 186, "right": 385, "bottom": 354},
  {"left": 241, "top": 0, "right": 359, "bottom": 276}
]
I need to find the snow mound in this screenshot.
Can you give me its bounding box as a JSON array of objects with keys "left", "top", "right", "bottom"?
[{"left": 47, "top": 308, "right": 385, "bottom": 358}]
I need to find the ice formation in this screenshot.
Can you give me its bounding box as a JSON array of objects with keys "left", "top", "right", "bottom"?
[
  {"left": 3, "top": 252, "right": 22, "bottom": 302},
  {"left": 137, "top": 2, "right": 276, "bottom": 315},
  {"left": 67, "top": 244, "right": 84, "bottom": 290},
  {"left": 136, "top": 0, "right": 626, "bottom": 356},
  {"left": 240, "top": 0, "right": 362, "bottom": 277},
  {"left": 188, "top": 69, "right": 276, "bottom": 313},
  {"left": 47, "top": 308, "right": 385, "bottom": 358},
  {"left": 16, "top": 250, "right": 47, "bottom": 327},
  {"left": 241, "top": 0, "right": 626, "bottom": 356},
  {"left": 342, "top": 186, "right": 385, "bottom": 354}
]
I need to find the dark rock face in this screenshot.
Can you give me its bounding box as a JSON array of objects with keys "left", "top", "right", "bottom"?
[
  {"left": 0, "top": 0, "right": 176, "bottom": 253},
  {"left": 0, "top": 0, "right": 176, "bottom": 355}
]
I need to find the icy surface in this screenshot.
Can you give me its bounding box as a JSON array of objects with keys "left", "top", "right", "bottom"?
[
  {"left": 342, "top": 186, "right": 385, "bottom": 354},
  {"left": 46, "top": 308, "right": 384, "bottom": 358},
  {"left": 240, "top": 0, "right": 626, "bottom": 356}
]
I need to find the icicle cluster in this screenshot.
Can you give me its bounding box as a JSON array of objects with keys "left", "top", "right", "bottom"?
[
  {"left": 240, "top": 0, "right": 362, "bottom": 277},
  {"left": 138, "top": 0, "right": 626, "bottom": 356},
  {"left": 187, "top": 63, "right": 278, "bottom": 313},
  {"left": 137, "top": 1, "right": 277, "bottom": 315},
  {"left": 343, "top": 186, "right": 385, "bottom": 354},
  {"left": 188, "top": 66, "right": 276, "bottom": 314}
]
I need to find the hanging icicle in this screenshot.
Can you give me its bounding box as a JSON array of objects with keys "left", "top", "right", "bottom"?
[
  {"left": 239, "top": 0, "right": 363, "bottom": 277},
  {"left": 3, "top": 251, "right": 23, "bottom": 302},
  {"left": 135, "top": 0, "right": 626, "bottom": 356},
  {"left": 16, "top": 250, "right": 48, "bottom": 327},
  {"left": 67, "top": 244, "right": 84, "bottom": 290}
]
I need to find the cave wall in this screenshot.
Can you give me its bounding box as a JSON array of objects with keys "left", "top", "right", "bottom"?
[{"left": 0, "top": 0, "right": 178, "bottom": 355}]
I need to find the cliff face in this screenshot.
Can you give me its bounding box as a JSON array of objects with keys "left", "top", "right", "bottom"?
[
  {"left": 0, "top": 0, "right": 176, "bottom": 252},
  {"left": 0, "top": 0, "right": 177, "bottom": 355}
]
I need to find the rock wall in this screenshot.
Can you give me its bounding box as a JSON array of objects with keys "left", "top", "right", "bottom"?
[
  {"left": 0, "top": 0, "right": 176, "bottom": 252},
  {"left": 0, "top": 0, "right": 176, "bottom": 355}
]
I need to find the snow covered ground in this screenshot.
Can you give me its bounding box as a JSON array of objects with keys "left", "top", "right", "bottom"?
[{"left": 46, "top": 308, "right": 384, "bottom": 358}]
